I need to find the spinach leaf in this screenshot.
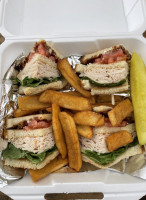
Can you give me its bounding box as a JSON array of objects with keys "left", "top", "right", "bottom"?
[{"left": 12, "top": 76, "right": 62, "bottom": 87}]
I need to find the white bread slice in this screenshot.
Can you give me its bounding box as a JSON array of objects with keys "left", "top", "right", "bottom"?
[
  {"left": 93, "top": 123, "right": 135, "bottom": 135},
  {"left": 82, "top": 145, "right": 143, "bottom": 169},
  {"left": 6, "top": 114, "right": 52, "bottom": 129},
  {"left": 80, "top": 45, "right": 130, "bottom": 64},
  {"left": 4, "top": 150, "right": 59, "bottom": 169},
  {"left": 4, "top": 127, "right": 52, "bottom": 140},
  {"left": 18, "top": 79, "right": 67, "bottom": 95},
  {"left": 91, "top": 80, "right": 129, "bottom": 95},
  {"left": 81, "top": 79, "right": 129, "bottom": 95},
  {"left": 46, "top": 41, "right": 63, "bottom": 60}
]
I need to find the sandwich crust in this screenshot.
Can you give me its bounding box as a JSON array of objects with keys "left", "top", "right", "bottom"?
[
  {"left": 80, "top": 45, "right": 131, "bottom": 64},
  {"left": 6, "top": 114, "right": 52, "bottom": 129},
  {"left": 82, "top": 145, "right": 143, "bottom": 169},
  {"left": 81, "top": 79, "right": 129, "bottom": 95},
  {"left": 4, "top": 150, "right": 59, "bottom": 170},
  {"left": 18, "top": 79, "right": 67, "bottom": 95}
]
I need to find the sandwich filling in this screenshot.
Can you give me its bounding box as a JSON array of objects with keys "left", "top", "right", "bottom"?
[
  {"left": 15, "top": 41, "right": 62, "bottom": 87},
  {"left": 78, "top": 61, "right": 128, "bottom": 87},
  {"left": 80, "top": 125, "right": 138, "bottom": 166},
  {"left": 86, "top": 46, "right": 131, "bottom": 65},
  {"left": 2, "top": 119, "right": 57, "bottom": 165}
]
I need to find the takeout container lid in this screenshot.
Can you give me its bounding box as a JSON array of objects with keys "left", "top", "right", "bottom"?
[
  {"left": 0, "top": 0, "right": 146, "bottom": 200},
  {"left": 0, "top": 0, "right": 146, "bottom": 39}
]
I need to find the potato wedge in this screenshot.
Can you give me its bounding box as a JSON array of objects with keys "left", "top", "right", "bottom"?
[
  {"left": 13, "top": 108, "right": 37, "bottom": 117},
  {"left": 59, "top": 112, "right": 82, "bottom": 171},
  {"left": 66, "top": 91, "right": 96, "bottom": 104},
  {"left": 18, "top": 95, "right": 51, "bottom": 111},
  {"left": 58, "top": 59, "right": 91, "bottom": 98},
  {"left": 74, "top": 111, "right": 104, "bottom": 126},
  {"left": 39, "top": 90, "right": 91, "bottom": 111},
  {"left": 52, "top": 103, "right": 67, "bottom": 159},
  {"left": 76, "top": 125, "right": 93, "bottom": 139},
  {"left": 108, "top": 99, "right": 133, "bottom": 126},
  {"left": 106, "top": 131, "right": 133, "bottom": 152},
  {"left": 130, "top": 52, "right": 146, "bottom": 145},
  {"left": 29, "top": 155, "right": 68, "bottom": 182}
]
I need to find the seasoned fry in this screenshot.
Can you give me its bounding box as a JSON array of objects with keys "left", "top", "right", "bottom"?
[
  {"left": 52, "top": 103, "right": 67, "bottom": 159},
  {"left": 46, "top": 107, "right": 52, "bottom": 113},
  {"left": 74, "top": 111, "right": 104, "bottom": 127},
  {"left": 59, "top": 112, "right": 82, "bottom": 171},
  {"left": 18, "top": 95, "right": 51, "bottom": 111},
  {"left": 66, "top": 91, "right": 96, "bottom": 104},
  {"left": 14, "top": 108, "right": 37, "bottom": 117},
  {"left": 108, "top": 99, "right": 133, "bottom": 126},
  {"left": 58, "top": 59, "right": 91, "bottom": 98},
  {"left": 106, "top": 131, "right": 133, "bottom": 152},
  {"left": 29, "top": 155, "right": 68, "bottom": 182},
  {"left": 39, "top": 90, "right": 91, "bottom": 111},
  {"left": 76, "top": 125, "right": 93, "bottom": 139}
]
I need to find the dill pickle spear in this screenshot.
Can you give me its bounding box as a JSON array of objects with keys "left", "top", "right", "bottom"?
[{"left": 130, "top": 52, "right": 146, "bottom": 145}]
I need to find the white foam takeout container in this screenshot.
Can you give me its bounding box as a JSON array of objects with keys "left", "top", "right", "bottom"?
[{"left": 0, "top": 0, "right": 146, "bottom": 199}]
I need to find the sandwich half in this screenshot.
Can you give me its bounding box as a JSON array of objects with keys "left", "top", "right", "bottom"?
[
  {"left": 2, "top": 114, "right": 59, "bottom": 169},
  {"left": 80, "top": 123, "right": 143, "bottom": 169},
  {"left": 75, "top": 45, "right": 131, "bottom": 95},
  {"left": 16, "top": 40, "right": 67, "bottom": 95}
]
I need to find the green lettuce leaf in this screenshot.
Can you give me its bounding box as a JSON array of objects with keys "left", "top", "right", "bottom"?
[
  {"left": 12, "top": 76, "right": 62, "bottom": 87},
  {"left": 2, "top": 143, "right": 57, "bottom": 165},
  {"left": 81, "top": 77, "right": 126, "bottom": 87},
  {"left": 81, "top": 137, "right": 138, "bottom": 166}
]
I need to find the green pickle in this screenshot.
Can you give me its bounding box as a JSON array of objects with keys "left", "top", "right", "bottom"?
[{"left": 130, "top": 52, "right": 146, "bottom": 145}]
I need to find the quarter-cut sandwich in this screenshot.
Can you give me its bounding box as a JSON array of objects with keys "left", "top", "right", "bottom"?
[
  {"left": 75, "top": 45, "right": 131, "bottom": 95},
  {"left": 2, "top": 114, "right": 59, "bottom": 169},
  {"left": 16, "top": 40, "right": 67, "bottom": 95},
  {"left": 80, "top": 123, "right": 143, "bottom": 169}
]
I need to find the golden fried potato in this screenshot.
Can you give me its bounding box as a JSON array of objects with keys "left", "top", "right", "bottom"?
[
  {"left": 108, "top": 99, "right": 133, "bottom": 126},
  {"left": 106, "top": 131, "right": 133, "bottom": 152},
  {"left": 59, "top": 112, "right": 82, "bottom": 171},
  {"left": 76, "top": 125, "right": 93, "bottom": 139},
  {"left": 74, "top": 111, "right": 104, "bottom": 127},
  {"left": 66, "top": 91, "right": 96, "bottom": 104},
  {"left": 39, "top": 90, "right": 91, "bottom": 111},
  {"left": 58, "top": 59, "right": 91, "bottom": 98},
  {"left": 13, "top": 108, "right": 37, "bottom": 117},
  {"left": 29, "top": 155, "right": 68, "bottom": 182},
  {"left": 52, "top": 103, "right": 67, "bottom": 159},
  {"left": 18, "top": 95, "right": 51, "bottom": 111}
]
